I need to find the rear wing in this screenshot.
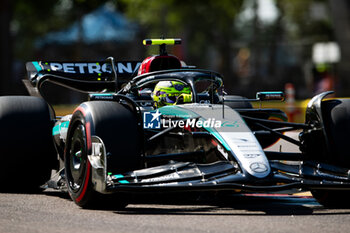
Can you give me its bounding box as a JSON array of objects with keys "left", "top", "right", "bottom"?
[{"left": 25, "top": 60, "right": 141, "bottom": 94}]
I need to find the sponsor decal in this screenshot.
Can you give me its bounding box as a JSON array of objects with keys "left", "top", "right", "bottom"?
[
  {"left": 90, "top": 94, "right": 114, "bottom": 100},
  {"left": 221, "top": 120, "right": 239, "bottom": 127},
  {"left": 143, "top": 110, "right": 240, "bottom": 129},
  {"left": 250, "top": 162, "right": 268, "bottom": 173},
  {"left": 141, "top": 173, "right": 180, "bottom": 183},
  {"left": 49, "top": 62, "right": 111, "bottom": 74},
  {"left": 30, "top": 61, "right": 141, "bottom": 76},
  {"left": 243, "top": 154, "right": 261, "bottom": 158},
  {"left": 48, "top": 62, "right": 141, "bottom": 74},
  {"left": 143, "top": 110, "right": 161, "bottom": 129},
  {"left": 162, "top": 118, "right": 222, "bottom": 128}
]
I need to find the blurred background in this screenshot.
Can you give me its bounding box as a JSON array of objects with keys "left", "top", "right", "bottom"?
[{"left": 0, "top": 0, "right": 349, "bottom": 105}]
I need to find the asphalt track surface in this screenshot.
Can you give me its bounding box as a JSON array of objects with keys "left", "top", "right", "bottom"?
[{"left": 1, "top": 132, "right": 350, "bottom": 233}]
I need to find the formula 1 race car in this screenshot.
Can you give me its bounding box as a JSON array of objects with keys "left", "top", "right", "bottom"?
[{"left": 1, "top": 38, "right": 350, "bottom": 209}]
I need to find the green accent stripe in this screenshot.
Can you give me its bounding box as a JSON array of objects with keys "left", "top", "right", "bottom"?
[
  {"left": 52, "top": 125, "right": 60, "bottom": 136},
  {"left": 52, "top": 121, "right": 70, "bottom": 136},
  {"left": 118, "top": 180, "right": 129, "bottom": 184},
  {"left": 32, "top": 62, "right": 42, "bottom": 72},
  {"left": 93, "top": 93, "right": 114, "bottom": 97},
  {"left": 205, "top": 127, "right": 231, "bottom": 152}
]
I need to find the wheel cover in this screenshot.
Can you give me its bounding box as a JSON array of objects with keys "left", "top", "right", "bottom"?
[{"left": 66, "top": 124, "right": 88, "bottom": 193}]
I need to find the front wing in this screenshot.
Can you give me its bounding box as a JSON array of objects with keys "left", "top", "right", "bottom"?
[{"left": 104, "top": 159, "right": 350, "bottom": 194}]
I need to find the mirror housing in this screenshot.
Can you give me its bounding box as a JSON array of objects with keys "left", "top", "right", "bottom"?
[{"left": 256, "top": 91, "right": 285, "bottom": 101}]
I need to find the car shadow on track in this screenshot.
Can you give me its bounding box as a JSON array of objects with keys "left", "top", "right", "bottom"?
[
  {"left": 38, "top": 190, "right": 350, "bottom": 216},
  {"left": 115, "top": 193, "right": 350, "bottom": 216},
  {"left": 0, "top": 188, "right": 70, "bottom": 199},
  {"left": 43, "top": 190, "right": 71, "bottom": 200}
]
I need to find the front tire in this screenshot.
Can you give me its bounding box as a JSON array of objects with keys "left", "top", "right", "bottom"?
[
  {"left": 312, "top": 190, "right": 350, "bottom": 208},
  {"left": 311, "top": 98, "right": 350, "bottom": 208},
  {"left": 322, "top": 99, "right": 350, "bottom": 166},
  {"left": 65, "top": 101, "right": 141, "bottom": 208},
  {"left": 65, "top": 123, "right": 94, "bottom": 207}
]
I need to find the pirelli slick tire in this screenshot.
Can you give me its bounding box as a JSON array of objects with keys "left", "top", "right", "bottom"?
[
  {"left": 224, "top": 95, "right": 253, "bottom": 109},
  {"left": 311, "top": 98, "right": 350, "bottom": 208},
  {"left": 321, "top": 98, "right": 350, "bottom": 166},
  {"left": 0, "top": 96, "right": 56, "bottom": 192},
  {"left": 65, "top": 101, "right": 141, "bottom": 208},
  {"left": 311, "top": 190, "right": 350, "bottom": 208}
]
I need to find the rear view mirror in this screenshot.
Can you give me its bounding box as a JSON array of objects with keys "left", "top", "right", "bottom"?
[{"left": 256, "top": 92, "right": 285, "bottom": 101}]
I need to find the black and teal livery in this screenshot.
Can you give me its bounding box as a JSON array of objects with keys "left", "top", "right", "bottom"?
[{"left": 1, "top": 38, "right": 350, "bottom": 209}]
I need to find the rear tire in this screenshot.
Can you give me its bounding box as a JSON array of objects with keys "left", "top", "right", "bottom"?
[
  {"left": 0, "top": 96, "right": 56, "bottom": 192},
  {"left": 65, "top": 101, "right": 141, "bottom": 208}
]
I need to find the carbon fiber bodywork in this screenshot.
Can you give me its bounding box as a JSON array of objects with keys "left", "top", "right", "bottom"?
[{"left": 23, "top": 58, "right": 350, "bottom": 201}]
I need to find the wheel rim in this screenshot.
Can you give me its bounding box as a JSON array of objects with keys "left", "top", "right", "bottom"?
[{"left": 67, "top": 124, "right": 87, "bottom": 193}]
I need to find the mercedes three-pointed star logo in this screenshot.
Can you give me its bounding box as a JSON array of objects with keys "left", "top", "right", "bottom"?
[{"left": 250, "top": 162, "right": 268, "bottom": 173}]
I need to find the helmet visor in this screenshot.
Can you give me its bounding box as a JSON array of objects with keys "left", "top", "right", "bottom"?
[{"left": 165, "top": 95, "right": 177, "bottom": 103}]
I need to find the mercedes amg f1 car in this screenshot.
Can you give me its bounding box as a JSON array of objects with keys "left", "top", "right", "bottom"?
[{"left": 1, "top": 38, "right": 350, "bottom": 208}]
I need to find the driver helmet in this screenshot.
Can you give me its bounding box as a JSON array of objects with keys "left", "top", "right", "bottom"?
[{"left": 152, "top": 81, "right": 192, "bottom": 107}]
